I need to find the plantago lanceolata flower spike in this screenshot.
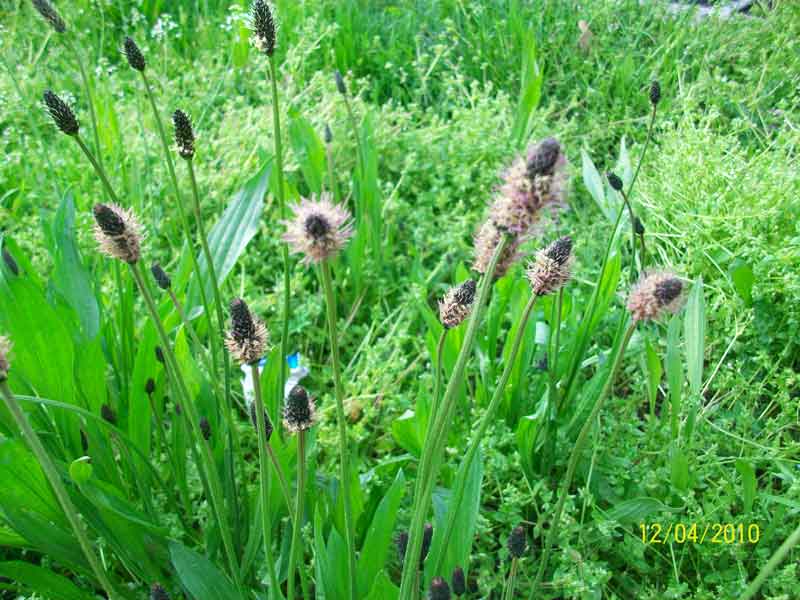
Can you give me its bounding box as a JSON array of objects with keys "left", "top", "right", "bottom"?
[
  {"left": 472, "top": 221, "right": 522, "bottom": 279},
  {"left": 250, "top": 0, "right": 276, "bottom": 56},
  {"left": 607, "top": 171, "right": 624, "bottom": 192},
  {"left": 438, "top": 279, "right": 476, "bottom": 329},
  {"left": 172, "top": 110, "right": 195, "bottom": 160},
  {"left": 283, "top": 384, "right": 316, "bottom": 433},
  {"left": 627, "top": 271, "right": 684, "bottom": 322},
  {"left": 80, "top": 429, "right": 89, "bottom": 452},
  {"left": 451, "top": 566, "right": 466, "bottom": 596},
  {"left": 151, "top": 262, "right": 171, "bottom": 290},
  {"left": 396, "top": 531, "right": 409, "bottom": 563},
  {"left": 250, "top": 403, "right": 274, "bottom": 442},
  {"left": 123, "top": 36, "right": 146, "bottom": 71},
  {"left": 283, "top": 193, "right": 354, "bottom": 264},
  {"left": 101, "top": 404, "right": 117, "bottom": 425},
  {"left": 508, "top": 525, "right": 527, "bottom": 559},
  {"left": 490, "top": 136, "right": 568, "bottom": 235},
  {"left": 429, "top": 577, "right": 451, "bottom": 600},
  {"left": 2, "top": 248, "right": 19, "bottom": 276},
  {"left": 145, "top": 378, "right": 156, "bottom": 395},
  {"left": 43, "top": 90, "right": 79, "bottom": 136},
  {"left": 0, "top": 336, "right": 11, "bottom": 382},
  {"left": 650, "top": 80, "right": 662, "bottom": 106},
  {"left": 92, "top": 203, "right": 142, "bottom": 264},
  {"left": 526, "top": 236, "right": 574, "bottom": 296},
  {"left": 200, "top": 417, "right": 212, "bottom": 440},
  {"left": 334, "top": 70, "right": 347, "bottom": 95},
  {"left": 150, "top": 583, "right": 170, "bottom": 600},
  {"left": 155, "top": 346, "right": 165, "bottom": 364},
  {"left": 420, "top": 523, "right": 433, "bottom": 566},
  {"left": 526, "top": 137, "right": 561, "bottom": 178},
  {"left": 324, "top": 124, "right": 333, "bottom": 144},
  {"left": 31, "top": 0, "right": 66, "bottom": 33},
  {"left": 634, "top": 216, "right": 645, "bottom": 235},
  {"left": 225, "top": 298, "right": 269, "bottom": 365}
]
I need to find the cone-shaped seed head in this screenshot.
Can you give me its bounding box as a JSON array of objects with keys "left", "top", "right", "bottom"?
[
  {"left": 627, "top": 271, "right": 685, "bottom": 322},
  {"left": 283, "top": 193, "right": 354, "bottom": 264},
  {"left": 200, "top": 417, "right": 211, "bottom": 440},
  {"left": 491, "top": 136, "right": 568, "bottom": 235},
  {"left": 172, "top": 110, "right": 195, "bottom": 159},
  {"left": 526, "top": 137, "right": 561, "bottom": 178},
  {"left": 43, "top": 90, "right": 79, "bottom": 135},
  {"left": 155, "top": 346, "right": 165, "bottom": 364},
  {"left": 225, "top": 298, "right": 269, "bottom": 365},
  {"left": 429, "top": 577, "right": 451, "bottom": 600},
  {"left": 250, "top": 0, "right": 276, "bottom": 55},
  {"left": 0, "top": 336, "right": 11, "bottom": 382},
  {"left": 123, "top": 36, "right": 146, "bottom": 71},
  {"left": 526, "top": 236, "right": 574, "bottom": 296},
  {"left": 334, "top": 70, "right": 347, "bottom": 95},
  {"left": 92, "top": 203, "right": 142, "bottom": 264},
  {"left": 508, "top": 525, "right": 527, "bottom": 559},
  {"left": 451, "top": 567, "right": 466, "bottom": 596},
  {"left": 150, "top": 584, "right": 170, "bottom": 600},
  {"left": 607, "top": 171, "right": 623, "bottom": 192},
  {"left": 283, "top": 385, "right": 316, "bottom": 433},
  {"left": 250, "top": 402, "right": 274, "bottom": 442},
  {"left": 650, "top": 80, "right": 661, "bottom": 106},
  {"left": 32, "top": 0, "right": 66, "bottom": 33},
  {"left": 151, "top": 262, "right": 171, "bottom": 290},
  {"left": 145, "top": 378, "right": 156, "bottom": 395},
  {"left": 439, "top": 279, "right": 476, "bottom": 329},
  {"left": 324, "top": 124, "right": 333, "bottom": 144}
]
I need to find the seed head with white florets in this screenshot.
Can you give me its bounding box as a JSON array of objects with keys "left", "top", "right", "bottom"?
[
  {"left": 92, "top": 204, "right": 143, "bottom": 264},
  {"left": 627, "top": 271, "right": 685, "bottom": 322},
  {"left": 283, "top": 193, "right": 354, "bottom": 264},
  {"left": 526, "top": 236, "right": 573, "bottom": 296},
  {"left": 225, "top": 298, "right": 269, "bottom": 366}
]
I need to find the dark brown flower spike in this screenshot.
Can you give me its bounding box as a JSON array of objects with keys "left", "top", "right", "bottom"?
[
  {"left": 526, "top": 236, "right": 574, "bottom": 296},
  {"left": 283, "top": 385, "right": 316, "bottom": 433},
  {"left": 250, "top": 0, "right": 276, "bottom": 55},
  {"left": 508, "top": 524, "right": 527, "bottom": 559},
  {"left": 32, "top": 0, "right": 66, "bottom": 33},
  {"left": 627, "top": 271, "right": 685, "bottom": 322},
  {"left": 43, "top": 90, "right": 79, "bottom": 136},
  {"left": 172, "top": 110, "right": 195, "bottom": 159},
  {"left": 92, "top": 204, "right": 143, "bottom": 264},
  {"left": 225, "top": 298, "right": 269, "bottom": 365},
  {"left": 150, "top": 583, "right": 170, "bottom": 600},
  {"left": 151, "top": 262, "right": 171, "bottom": 290},
  {"left": 123, "top": 37, "right": 146, "bottom": 71},
  {"left": 439, "top": 280, "right": 477, "bottom": 329},
  {"left": 451, "top": 566, "right": 466, "bottom": 596},
  {"left": 429, "top": 577, "right": 451, "bottom": 600}
]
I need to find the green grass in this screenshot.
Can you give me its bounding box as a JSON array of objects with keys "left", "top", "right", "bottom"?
[{"left": 1, "top": 0, "right": 799, "bottom": 598}]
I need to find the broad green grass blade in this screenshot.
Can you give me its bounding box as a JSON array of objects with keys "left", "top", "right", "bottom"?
[
  {"left": 0, "top": 560, "right": 96, "bottom": 600},
  {"left": 170, "top": 540, "right": 240, "bottom": 600}
]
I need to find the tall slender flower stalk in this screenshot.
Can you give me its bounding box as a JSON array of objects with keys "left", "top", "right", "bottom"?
[
  {"left": 334, "top": 70, "right": 364, "bottom": 171},
  {"left": 90, "top": 202, "right": 243, "bottom": 589},
  {"left": 173, "top": 108, "right": 242, "bottom": 543},
  {"left": 126, "top": 38, "right": 219, "bottom": 386},
  {"left": 282, "top": 189, "right": 357, "bottom": 598},
  {"left": 250, "top": 0, "right": 292, "bottom": 402},
  {"left": 0, "top": 337, "right": 119, "bottom": 599},
  {"left": 432, "top": 237, "right": 573, "bottom": 576},
  {"left": 399, "top": 235, "right": 510, "bottom": 600},
  {"left": 284, "top": 385, "right": 316, "bottom": 600},
  {"left": 530, "top": 270, "right": 684, "bottom": 595}
]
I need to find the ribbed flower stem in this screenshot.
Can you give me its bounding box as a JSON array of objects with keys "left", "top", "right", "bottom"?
[
  {"left": 399, "top": 236, "right": 509, "bottom": 600},
  {"left": 129, "top": 263, "right": 242, "bottom": 590},
  {"left": 68, "top": 38, "right": 102, "bottom": 171},
  {"left": 741, "top": 520, "right": 800, "bottom": 600},
  {"left": 250, "top": 364, "right": 284, "bottom": 600},
  {"left": 0, "top": 382, "right": 119, "bottom": 599},
  {"left": 167, "top": 289, "right": 213, "bottom": 374},
  {"left": 342, "top": 94, "right": 364, "bottom": 173},
  {"left": 620, "top": 191, "right": 638, "bottom": 279},
  {"left": 431, "top": 292, "right": 537, "bottom": 576},
  {"left": 287, "top": 430, "right": 307, "bottom": 600},
  {"left": 139, "top": 72, "right": 218, "bottom": 382},
  {"left": 186, "top": 159, "right": 237, "bottom": 448},
  {"left": 320, "top": 261, "right": 357, "bottom": 600},
  {"left": 502, "top": 559, "right": 519, "bottom": 600},
  {"left": 529, "top": 322, "right": 636, "bottom": 597},
  {"left": 549, "top": 287, "right": 564, "bottom": 407},
  {"left": 268, "top": 57, "right": 291, "bottom": 408},
  {"left": 430, "top": 329, "right": 449, "bottom": 424}
]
